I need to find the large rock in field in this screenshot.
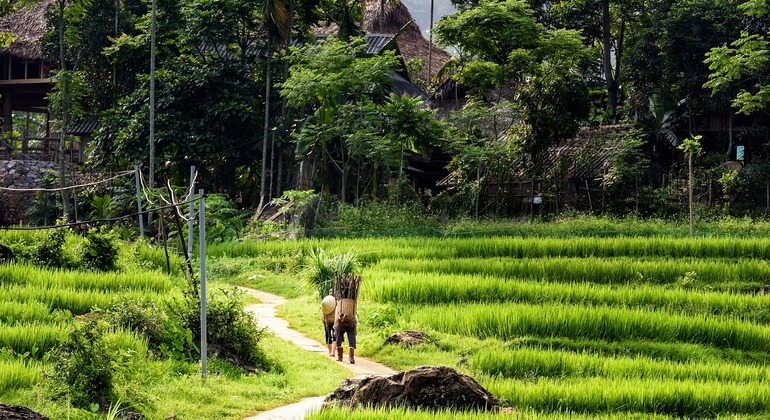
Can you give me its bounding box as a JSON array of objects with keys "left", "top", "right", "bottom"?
[
  {"left": 0, "top": 404, "right": 50, "bottom": 419},
  {"left": 323, "top": 366, "right": 498, "bottom": 412}
]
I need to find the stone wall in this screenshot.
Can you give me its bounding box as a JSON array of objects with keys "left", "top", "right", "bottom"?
[{"left": 0, "top": 160, "right": 59, "bottom": 225}]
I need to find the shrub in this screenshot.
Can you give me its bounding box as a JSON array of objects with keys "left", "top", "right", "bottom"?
[
  {"left": 106, "top": 300, "right": 168, "bottom": 353},
  {"left": 34, "top": 227, "right": 67, "bottom": 268},
  {"left": 82, "top": 228, "right": 119, "bottom": 271},
  {"left": 45, "top": 316, "right": 115, "bottom": 409},
  {"left": 173, "top": 288, "right": 270, "bottom": 370}
]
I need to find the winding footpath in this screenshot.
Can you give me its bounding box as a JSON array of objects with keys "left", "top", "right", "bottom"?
[{"left": 238, "top": 287, "right": 397, "bottom": 420}]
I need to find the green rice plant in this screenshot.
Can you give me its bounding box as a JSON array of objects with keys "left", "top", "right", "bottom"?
[
  {"left": 0, "top": 323, "right": 64, "bottom": 356},
  {"left": 485, "top": 376, "right": 770, "bottom": 417},
  {"left": 302, "top": 248, "right": 359, "bottom": 297},
  {"left": 308, "top": 406, "right": 679, "bottom": 419},
  {"left": 373, "top": 257, "right": 770, "bottom": 291},
  {"left": 364, "top": 271, "right": 770, "bottom": 322},
  {"left": 413, "top": 302, "right": 770, "bottom": 352},
  {"left": 0, "top": 263, "right": 172, "bottom": 293},
  {"left": 505, "top": 336, "right": 770, "bottom": 366},
  {"left": 0, "top": 359, "right": 42, "bottom": 394},
  {"left": 1, "top": 284, "right": 164, "bottom": 315},
  {"left": 0, "top": 300, "right": 51, "bottom": 324},
  {"left": 472, "top": 347, "right": 770, "bottom": 383}
]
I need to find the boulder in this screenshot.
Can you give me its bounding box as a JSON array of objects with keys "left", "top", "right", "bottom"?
[
  {"left": 323, "top": 366, "right": 498, "bottom": 412},
  {"left": 0, "top": 404, "right": 50, "bottom": 420},
  {"left": 321, "top": 378, "right": 362, "bottom": 409},
  {"left": 384, "top": 330, "right": 428, "bottom": 347}
]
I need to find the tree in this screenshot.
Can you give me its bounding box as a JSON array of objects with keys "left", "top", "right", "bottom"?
[
  {"left": 434, "top": 0, "right": 542, "bottom": 100},
  {"left": 280, "top": 36, "right": 400, "bottom": 201},
  {"left": 678, "top": 135, "right": 702, "bottom": 237}
]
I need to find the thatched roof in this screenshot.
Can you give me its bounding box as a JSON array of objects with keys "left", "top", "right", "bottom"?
[
  {"left": 315, "top": 0, "right": 452, "bottom": 84},
  {"left": 0, "top": 0, "right": 53, "bottom": 60}
]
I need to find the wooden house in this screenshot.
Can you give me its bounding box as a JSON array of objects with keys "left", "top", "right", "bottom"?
[{"left": 0, "top": 0, "right": 85, "bottom": 163}]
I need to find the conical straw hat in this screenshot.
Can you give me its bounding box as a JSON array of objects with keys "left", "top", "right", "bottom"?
[{"left": 321, "top": 295, "right": 337, "bottom": 314}]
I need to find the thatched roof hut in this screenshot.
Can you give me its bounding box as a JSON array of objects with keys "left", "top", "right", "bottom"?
[
  {"left": 315, "top": 0, "right": 452, "bottom": 85},
  {"left": 0, "top": 0, "right": 53, "bottom": 61}
]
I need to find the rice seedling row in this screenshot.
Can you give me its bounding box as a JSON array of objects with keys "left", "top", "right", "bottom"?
[
  {"left": 0, "top": 264, "right": 173, "bottom": 293},
  {"left": 1, "top": 284, "right": 164, "bottom": 315},
  {"left": 0, "top": 300, "right": 52, "bottom": 324},
  {"left": 374, "top": 257, "right": 769, "bottom": 291},
  {"left": 0, "top": 323, "right": 64, "bottom": 356},
  {"left": 485, "top": 376, "right": 770, "bottom": 418},
  {"left": 505, "top": 336, "right": 770, "bottom": 366},
  {"left": 0, "top": 359, "right": 42, "bottom": 394},
  {"left": 472, "top": 347, "right": 770, "bottom": 383},
  {"left": 413, "top": 302, "right": 770, "bottom": 352},
  {"left": 208, "top": 236, "right": 770, "bottom": 261},
  {"left": 364, "top": 270, "right": 770, "bottom": 322}
]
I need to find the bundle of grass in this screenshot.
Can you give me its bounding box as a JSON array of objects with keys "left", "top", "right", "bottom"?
[{"left": 304, "top": 249, "right": 359, "bottom": 298}]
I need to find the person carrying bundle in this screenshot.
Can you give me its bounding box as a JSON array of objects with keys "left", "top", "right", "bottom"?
[
  {"left": 333, "top": 272, "right": 361, "bottom": 364},
  {"left": 320, "top": 290, "right": 337, "bottom": 357}
]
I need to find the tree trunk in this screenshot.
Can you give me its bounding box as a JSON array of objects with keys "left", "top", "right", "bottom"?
[
  {"left": 258, "top": 55, "right": 272, "bottom": 212},
  {"left": 601, "top": 0, "right": 618, "bottom": 124},
  {"left": 688, "top": 152, "right": 694, "bottom": 237},
  {"left": 726, "top": 112, "right": 733, "bottom": 160},
  {"left": 57, "top": 0, "right": 70, "bottom": 222}
]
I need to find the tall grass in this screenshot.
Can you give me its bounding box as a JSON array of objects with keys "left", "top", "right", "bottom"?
[
  {"left": 486, "top": 376, "right": 770, "bottom": 417},
  {"left": 0, "top": 359, "right": 42, "bottom": 394},
  {"left": 374, "top": 257, "right": 769, "bottom": 291},
  {"left": 364, "top": 271, "right": 770, "bottom": 322},
  {"left": 0, "top": 284, "right": 165, "bottom": 315},
  {"left": 206, "top": 236, "right": 770, "bottom": 261},
  {"left": 0, "top": 300, "right": 51, "bottom": 323},
  {"left": 0, "top": 323, "right": 64, "bottom": 355},
  {"left": 473, "top": 347, "right": 770, "bottom": 382},
  {"left": 306, "top": 406, "right": 678, "bottom": 419},
  {"left": 414, "top": 302, "right": 770, "bottom": 352},
  {"left": 0, "top": 264, "right": 172, "bottom": 293}
]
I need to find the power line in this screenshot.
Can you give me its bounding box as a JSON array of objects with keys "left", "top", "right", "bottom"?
[
  {"left": 0, "top": 195, "right": 201, "bottom": 231},
  {"left": 0, "top": 170, "right": 135, "bottom": 193}
]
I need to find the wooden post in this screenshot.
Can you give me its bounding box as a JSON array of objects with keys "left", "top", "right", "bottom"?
[{"left": 585, "top": 179, "right": 593, "bottom": 211}]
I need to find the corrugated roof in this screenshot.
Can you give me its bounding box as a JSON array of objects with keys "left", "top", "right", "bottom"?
[{"left": 68, "top": 120, "right": 99, "bottom": 135}]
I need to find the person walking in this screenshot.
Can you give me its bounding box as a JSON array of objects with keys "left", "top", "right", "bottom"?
[{"left": 320, "top": 291, "right": 336, "bottom": 357}]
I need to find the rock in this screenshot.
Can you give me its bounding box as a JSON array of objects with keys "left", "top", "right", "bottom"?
[
  {"left": 322, "top": 378, "right": 362, "bottom": 409},
  {"left": 351, "top": 375, "right": 406, "bottom": 408},
  {"left": 0, "top": 403, "right": 50, "bottom": 419},
  {"left": 324, "top": 366, "right": 498, "bottom": 412},
  {"left": 384, "top": 330, "right": 428, "bottom": 347}
]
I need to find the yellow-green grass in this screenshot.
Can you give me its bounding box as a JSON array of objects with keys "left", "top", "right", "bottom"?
[
  {"left": 0, "top": 284, "right": 163, "bottom": 315},
  {"left": 0, "top": 359, "right": 42, "bottom": 394},
  {"left": 413, "top": 302, "right": 770, "bottom": 352},
  {"left": 472, "top": 347, "right": 770, "bottom": 382},
  {"left": 208, "top": 236, "right": 770, "bottom": 261},
  {"left": 307, "top": 406, "right": 682, "bottom": 419},
  {"left": 0, "top": 264, "right": 173, "bottom": 293},
  {"left": 487, "top": 376, "right": 770, "bottom": 418},
  {"left": 0, "top": 300, "right": 52, "bottom": 324},
  {"left": 0, "top": 323, "right": 64, "bottom": 355},
  {"left": 114, "top": 334, "right": 349, "bottom": 420},
  {"left": 373, "top": 257, "right": 768, "bottom": 291},
  {"left": 364, "top": 271, "right": 770, "bottom": 322}
]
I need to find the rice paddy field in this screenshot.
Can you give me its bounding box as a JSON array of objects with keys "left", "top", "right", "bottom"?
[
  {"left": 0, "top": 262, "right": 174, "bottom": 397},
  {"left": 210, "top": 224, "right": 770, "bottom": 420}
]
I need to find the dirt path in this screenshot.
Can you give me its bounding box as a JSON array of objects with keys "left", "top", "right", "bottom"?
[{"left": 239, "top": 287, "right": 397, "bottom": 419}]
